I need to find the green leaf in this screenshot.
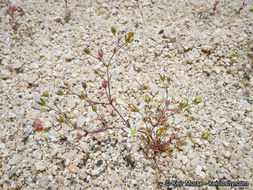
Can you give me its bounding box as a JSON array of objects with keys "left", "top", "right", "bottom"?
[
  {"left": 94, "top": 70, "right": 99, "bottom": 75},
  {"left": 37, "top": 98, "right": 46, "bottom": 106},
  {"left": 125, "top": 32, "right": 134, "bottom": 43},
  {"left": 78, "top": 94, "right": 85, "bottom": 100},
  {"left": 64, "top": 82, "right": 69, "bottom": 87},
  {"left": 43, "top": 91, "right": 49, "bottom": 97},
  {"left": 56, "top": 115, "right": 64, "bottom": 123},
  {"left": 147, "top": 105, "right": 152, "bottom": 110},
  {"left": 129, "top": 104, "right": 139, "bottom": 112},
  {"left": 159, "top": 74, "right": 165, "bottom": 82},
  {"left": 193, "top": 97, "right": 202, "bottom": 104},
  {"left": 56, "top": 90, "right": 64, "bottom": 96},
  {"left": 145, "top": 95, "right": 151, "bottom": 104},
  {"left": 201, "top": 132, "right": 210, "bottom": 139},
  {"left": 84, "top": 48, "right": 91, "bottom": 55},
  {"left": 179, "top": 98, "right": 189, "bottom": 108},
  {"left": 131, "top": 129, "right": 137, "bottom": 135},
  {"left": 142, "top": 117, "right": 147, "bottom": 123},
  {"left": 131, "top": 108, "right": 139, "bottom": 112},
  {"left": 111, "top": 27, "right": 116, "bottom": 35},
  {"left": 231, "top": 52, "right": 237, "bottom": 57},
  {"left": 250, "top": 8, "right": 253, "bottom": 12},
  {"left": 156, "top": 127, "right": 165, "bottom": 136},
  {"left": 92, "top": 106, "right": 97, "bottom": 112}
]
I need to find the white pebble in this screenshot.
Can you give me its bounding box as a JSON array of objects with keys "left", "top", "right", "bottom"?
[
  {"left": 35, "top": 161, "right": 47, "bottom": 171},
  {"left": 38, "top": 175, "right": 49, "bottom": 187},
  {"left": 9, "top": 155, "right": 21, "bottom": 165},
  {"left": 76, "top": 115, "right": 86, "bottom": 128},
  {"left": 65, "top": 150, "right": 77, "bottom": 159},
  {"left": 173, "top": 160, "right": 182, "bottom": 169},
  {"left": 111, "top": 171, "right": 116, "bottom": 186},
  {"left": 201, "top": 45, "right": 213, "bottom": 53},
  {"left": 80, "top": 142, "right": 89, "bottom": 152},
  {"left": 195, "top": 165, "right": 202, "bottom": 175}
]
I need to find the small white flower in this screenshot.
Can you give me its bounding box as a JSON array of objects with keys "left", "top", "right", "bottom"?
[{"left": 124, "top": 121, "right": 139, "bottom": 135}]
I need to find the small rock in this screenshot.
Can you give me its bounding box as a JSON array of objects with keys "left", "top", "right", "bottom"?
[
  {"left": 80, "top": 142, "right": 89, "bottom": 152},
  {"left": 191, "top": 157, "right": 200, "bottom": 167},
  {"left": 96, "top": 160, "right": 103, "bottom": 167},
  {"left": 12, "top": 62, "right": 22, "bottom": 70},
  {"left": 192, "top": 138, "right": 202, "bottom": 145},
  {"left": 199, "top": 171, "right": 206, "bottom": 178},
  {"left": 67, "top": 99, "right": 76, "bottom": 109},
  {"left": 78, "top": 169, "right": 88, "bottom": 180},
  {"left": 246, "top": 158, "right": 253, "bottom": 169},
  {"left": 213, "top": 67, "right": 221, "bottom": 73},
  {"left": 35, "top": 161, "right": 47, "bottom": 171},
  {"left": 223, "top": 141, "right": 229, "bottom": 147},
  {"left": 33, "top": 150, "right": 43, "bottom": 159},
  {"left": 33, "top": 119, "right": 43, "bottom": 131},
  {"left": 9, "top": 155, "right": 21, "bottom": 165},
  {"left": 182, "top": 156, "right": 188, "bottom": 165},
  {"left": 195, "top": 165, "right": 202, "bottom": 175},
  {"left": 223, "top": 151, "right": 231, "bottom": 158},
  {"left": 56, "top": 175, "right": 65, "bottom": 184},
  {"left": 162, "top": 31, "right": 176, "bottom": 42},
  {"left": 86, "top": 7, "right": 93, "bottom": 14},
  {"left": 173, "top": 160, "right": 182, "bottom": 169},
  {"left": 111, "top": 171, "right": 116, "bottom": 186},
  {"left": 65, "top": 54, "right": 74, "bottom": 62},
  {"left": 44, "top": 121, "right": 51, "bottom": 129},
  {"left": 8, "top": 167, "right": 17, "bottom": 178},
  {"left": 102, "top": 3, "right": 108, "bottom": 8},
  {"left": 216, "top": 117, "right": 226, "bottom": 124},
  {"left": 231, "top": 114, "right": 239, "bottom": 121},
  {"left": 59, "top": 186, "right": 70, "bottom": 190},
  {"left": 201, "top": 45, "right": 213, "bottom": 53},
  {"left": 8, "top": 112, "right": 17, "bottom": 119},
  {"left": 0, "top": 69, "right": 12, "bottom": 79},
  {"left": 158, "top": 29, "right": 164, "bottom": 34},
  {"left": 92, "top": 168, "right": 101, "bottom": 176},
  {"left": 27, "top": 74, "right": 38, "bottom": 84},
  {"left": 76, "top": 115, "right": 86, "bottom": 128},
  {"left": 38, "top": 175, "right": 49, "bottom": 187},
  {"left": 65, "top": 150, "right": 77, "bottom": 159},
  {"left": 68, "top": 164, "right": 79, "bottom": 174}
]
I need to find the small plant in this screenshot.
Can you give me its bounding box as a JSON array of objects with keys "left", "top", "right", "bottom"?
[
  {"left": 236, "top": 1, "right": 246, "bottom": 15},
  {"left": 231, "top": 52, "right": 238, "bottom": 57},
  {"left": 64, "top": 0, "right": 71, "bottom": 22},
  {"left": 213, "top": 0, "right": 219, "bottom": 12},
  {"left": 37, "top": 28, "right": 134, "bottom": 138},
  {"left": 8, "top": 3, "right": 25, "bottom": 31},
  {"left": 130, "top": 85, "right": 203, "bottom": 174},
  {"left": 134, "top": 0, "right": 144, "bottom": 23},
  {"left": 37, "top": 27, "right": 209, "bottom": 175}
]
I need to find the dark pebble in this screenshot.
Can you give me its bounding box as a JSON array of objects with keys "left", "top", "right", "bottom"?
[
  {"left": 158, "top": 29, "right": 164, "bottom": 34},
  {"left": 96, "top": 160, "right": 103, "bottom": 167}
]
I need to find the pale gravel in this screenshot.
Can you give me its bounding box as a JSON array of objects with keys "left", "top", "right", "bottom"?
[{"left": 0, "top": 0, "right": 253, "bottom": 189}]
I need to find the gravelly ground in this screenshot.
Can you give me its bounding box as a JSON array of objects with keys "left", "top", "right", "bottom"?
[{"left": 0, "top": 0, "right": 253, "bottom": 189}]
